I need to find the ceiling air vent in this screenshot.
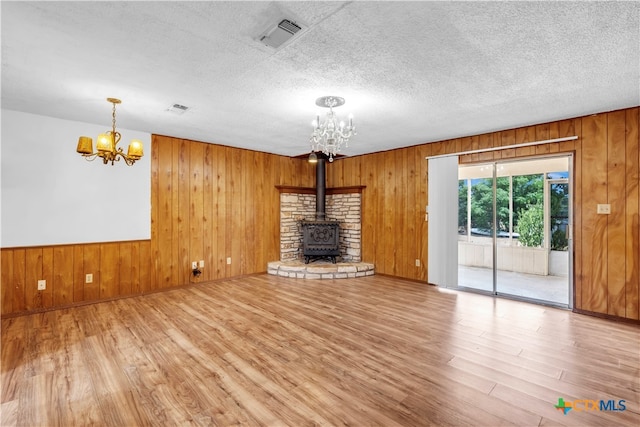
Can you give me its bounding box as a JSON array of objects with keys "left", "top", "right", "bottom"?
[
  {"left": 166, "top": 103, "right": 190, "bottom": 115},
  {"left": 259, "top": 19, "right": 302, "bottom": 49}
]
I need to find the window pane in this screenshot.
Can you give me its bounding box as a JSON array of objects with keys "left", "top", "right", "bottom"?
[
  {"left": 550, "top": 182, "right": 569, "bottom": 251},
  {"left": 470, "top": 178, "right": 493, "bottom": 237},
  {"left": 512, "top": 174, "right": 544, "bottom": 247},
  {"left": 458, "top": 179, "right": 468, "bottom": 235},
  {"left": 496, "top": 176, "right": 510, "bottom": 237}
]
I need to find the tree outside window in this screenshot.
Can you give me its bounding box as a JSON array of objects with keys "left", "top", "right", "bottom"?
[{"left": 459, "top": 173, "right": 545, "bottom": 246}]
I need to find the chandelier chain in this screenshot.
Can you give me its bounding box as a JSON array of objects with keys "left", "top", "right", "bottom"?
[{"left": 112, "top": 102, "right": 117, "bottom": 133}]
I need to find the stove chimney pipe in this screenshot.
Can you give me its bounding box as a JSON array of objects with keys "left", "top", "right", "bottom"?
[{"left": 315, "top": 157, "right": 326, "bottom": 220}]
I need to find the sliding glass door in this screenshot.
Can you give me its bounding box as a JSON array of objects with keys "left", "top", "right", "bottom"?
[
  {"left": 457, "top": 165, "right": 494, "bottom": 292},
  {"left": 457, "top": 156, "right": 572, "bottom": 307}
]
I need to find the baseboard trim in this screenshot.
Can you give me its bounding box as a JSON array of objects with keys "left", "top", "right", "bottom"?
[{"left": 572, "top": 308, "right": 640, "bottom": 325}]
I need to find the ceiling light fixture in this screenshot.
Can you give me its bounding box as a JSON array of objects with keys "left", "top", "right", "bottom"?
[
  {"left": 76, "top": 98, "right": 143, "bottom": 166},
  {"left": 310, "top": 96, "right": 356, "bottom": 162}
]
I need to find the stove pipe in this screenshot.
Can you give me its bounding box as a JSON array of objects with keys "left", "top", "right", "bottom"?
[{"left": 315, "top": 158, "right": 326, "bottom": 220}]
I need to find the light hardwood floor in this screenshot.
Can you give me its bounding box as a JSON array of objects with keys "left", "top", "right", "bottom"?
[{"left": 1, "top": 274, "right": 639, "bottom": 426}]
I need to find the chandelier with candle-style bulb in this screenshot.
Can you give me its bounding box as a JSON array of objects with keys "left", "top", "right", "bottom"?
[
  {"left": 310, "top": 96, "right": 356, "bottom": 162},
  {"left": 76, "top": 98, "right": 143, "bottom": 166}
]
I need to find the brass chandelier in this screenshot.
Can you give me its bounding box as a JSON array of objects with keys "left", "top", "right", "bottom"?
[
  {"left": 310, "top": 96, "right": 356, "bottom": 162},
  {"left": 76, "top": 98, "right": 143, "bottom": 166}
]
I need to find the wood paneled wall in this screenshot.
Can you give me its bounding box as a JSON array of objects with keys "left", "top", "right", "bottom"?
[
  {"left": 150, "top": 136, "right": 314, "bottom": 288},
  {"left": 327, "top": 107, "right": 639, "bottom": 320},
  {"left": 1, "top": 241, "right": 151, "bottom": 315},
  {"left": 2, "top": 108, "right": 638, "bottom": 320}
]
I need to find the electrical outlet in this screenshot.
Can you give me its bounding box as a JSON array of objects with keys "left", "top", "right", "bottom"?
[
  {"left": 597, "top": 204, "right": 611, "bottom": 214},
  {"left": 226, "top": 257, "right": 232, "bottom": 265},
  {"left": 199, "top": 260, "right": 205, "bottom": 268},
  {"left": 415, "top": 259, "right": 421, "bottom": 267},
  {"left": 85, "top": 273, "right": 93, "bottom": 283},
  {"left": 37, "top": 280, "right": 46, "bottom": 291},
  {"left": 192, "top": 261, "right": 198, "bottom": 269}
]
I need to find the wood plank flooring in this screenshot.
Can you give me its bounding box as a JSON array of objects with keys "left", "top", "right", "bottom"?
[{"left": 1, "top": 274, "right": 639, "bottom": 426}]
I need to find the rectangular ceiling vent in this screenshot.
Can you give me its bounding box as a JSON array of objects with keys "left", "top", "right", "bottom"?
[
  {"left": 259, "top": 19, "right": 302, "bottom": 49},
  {"left": 166, "top": 103, "right": 190, "bottom": 115}
]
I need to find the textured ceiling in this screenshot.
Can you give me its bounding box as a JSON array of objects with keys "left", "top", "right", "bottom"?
[{"left": 2, "top": 1, "right": 639, "bottom": 158}]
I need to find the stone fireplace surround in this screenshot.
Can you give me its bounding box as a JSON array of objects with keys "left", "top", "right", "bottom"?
[{"left": 268, "top": 186, "right": 374, "bottom": 279}]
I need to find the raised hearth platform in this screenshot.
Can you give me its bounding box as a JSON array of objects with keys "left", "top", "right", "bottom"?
[{"left": 267, "top": 260, "right": 374, "bottom": 279}]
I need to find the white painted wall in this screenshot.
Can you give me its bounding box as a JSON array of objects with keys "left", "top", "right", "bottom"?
[{"left": 1, "top": 109, "right": 151, "bottom": 247}]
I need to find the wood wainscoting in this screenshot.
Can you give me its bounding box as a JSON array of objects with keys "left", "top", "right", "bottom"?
[
  {"left": 2, "top": 274, "right": 639, "bottom": 426},
  {"left": 1, "top": 241, "right": 151, "bottom": 316}
]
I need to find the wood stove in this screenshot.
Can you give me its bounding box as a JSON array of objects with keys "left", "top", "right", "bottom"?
[
  {"left": 301, "top": 220, "right": 340, "bottom": 263},
  {"left": 301, "top": 155, "right": 340, "bottom": 263}
]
